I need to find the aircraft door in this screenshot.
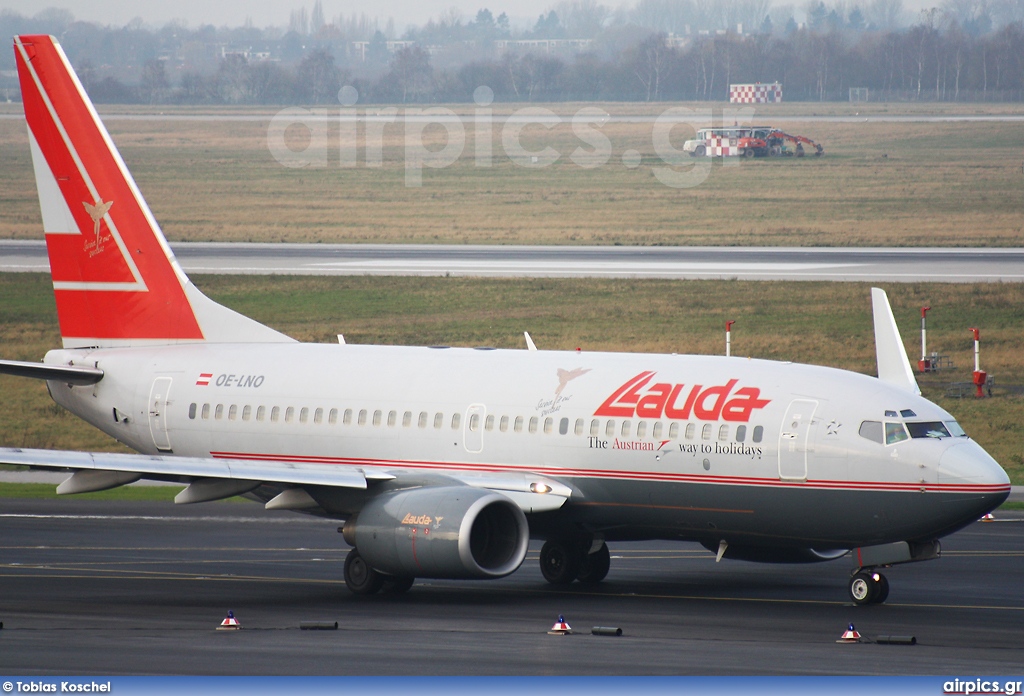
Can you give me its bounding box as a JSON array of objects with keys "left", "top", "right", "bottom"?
[
  {"left": 778, "top": 399, "right": 817, "bottom": 481},
  {"left": 464, "top": 404, "right": 485, "bottom": 453},
  {"left": 148, "top": 376, "right": 173, "bottom": 452}
]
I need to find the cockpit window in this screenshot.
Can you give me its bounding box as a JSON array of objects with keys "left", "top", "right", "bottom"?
[
  {"left": 906, "top": 421, "right": 952, "bottom": 439},
  {"left": 900, "top": 409, "right": 917, "bottom": 418},
  {"left": 884, "top": 410, "right": 898, "bottom": 417},
  {"left": 885, "top": 422, "right": 909, "bottom": 445},
  {"left": 945, "top": 420, "right": 967, "bottom": 437},
  {"left": 859, "top": 420, "right": 883, "bottom": 444}
]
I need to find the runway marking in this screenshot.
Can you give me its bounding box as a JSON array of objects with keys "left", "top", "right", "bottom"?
[
  {"left": 556, "top": 588, "right": 1024, "bottom": 611},
  {"left": 0, "top": 545, "right": 339, "bottom": 552},
  {"left": 0, "top": 513, "right": 319, "bottom": 523},
  {"left": 4, "top": 565, "right": 1024, "bottom": 612}
]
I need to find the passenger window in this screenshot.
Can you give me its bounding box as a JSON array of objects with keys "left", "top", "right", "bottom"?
[
  {"left": 544, "top": 417, "right": 554, "bottom": 435},
  {"left": 271, "top": 406, "right": 280, "bottom": 422},
  {"left": 373, "top": 410, "right": 382, "bottom": 426},
  {"left": 314, "top": 408, "right": 323, "bottom": 424},
  {"left": 403, "top": 411, "right": 412, "bottom": 427},
  {"left": 652, "top": 422, "right": 662, "bottom": 438},
  {"left": 859, "top": 421, "right": 883, "bottom": 444},
  {"left": 285, "top": 407, "right": 294, "bottom": 423},
  {"left": 256, "top": 405, "right": 265, "bottom": 422},
  {"left": 736, "top": 425, "right": 746, "bottom": 442},
  {"left": 500, "top": 415, "right": 509, "bottom": 432},
  {"left": 636, "top": 421, "right": 647, "bottom": 438},
  {"left": 202, "top": 403, "right": 211, "bottom": 419},
  {"left": 452, "top": 413, "right": 461, "bottom": 429},
  {"left": 590, "top": 419, "right": 600, "bottom": 436},
  {"left": 718, "top": 424, "right": 729, "bottom": 441},
  {"left": 299, "top": 407, "right": 308, "bottom": 423},
  {"left": 358, "top": 409, "right": 367, "bottom": 425},
  {"left": 753, "top": 425, "right": 763, "bottom": 443},
  {"left": 329, "top": 408, "right": 338, "bottom": 425},
  {"left": 514, "top": 416, "right": 524, "bottom": 433},
  {"left": 434, "top": 413, "right": 443, "bottom": 429},
  {"left": 885, "top": 422, "right": 909, "bottom": 445},
  {"left": 574, "top": 418, "right": 584, "bottom": 436},
  {"left": 621, "top": 420, "right": 631, "bottom": 437},
  {"left": 418, "top": 412, "right": 428, "bottom": 428},
  {"left": 188, "top": 403, "right": 197, "bottom": 420},
  {"left": 343, "top": 409, "right": 352, "bottom": 425},
  {"left": 701, "top": 424, "right": 712, "bottom": 440},
  {"left": 669, "top": 422, "right": 679, "bottom": 438},
  {"left": 242, "top": 405, "right": 251, "bottom": 421},
  {"left": 215, "top": 404, "right": 224, "bottom": 420},
  {"left": 685, "top": 423, "right": 695, "bottom": 440},
  {"left": 485, "top": 415, "right": 495, "bottom": 431},
  {"left": 529, "top": 417, "right": 538, "bottom": 434},
  {"left": 559, "top": 418, "right": 570, "bottom": 435},
  {"left": 387, "top": 410, "right": 396, "bottom": 427},
  {"left": 469, "top": 413, "right": 480, "bottom": 432},
  {"left": 605, "top": 420, "right": 615, "bottom": 437}
]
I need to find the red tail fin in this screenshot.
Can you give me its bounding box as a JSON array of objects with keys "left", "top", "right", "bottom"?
[{"left": 15, "top": 35, "right": 291, "bottom": 348}]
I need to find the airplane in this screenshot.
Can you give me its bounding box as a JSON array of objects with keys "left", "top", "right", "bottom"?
[{"left": 0, "top": 34, "right": 1010, "bottom": 605}]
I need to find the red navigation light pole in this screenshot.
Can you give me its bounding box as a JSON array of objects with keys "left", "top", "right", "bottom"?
[
  {"left": 918, "top": 307, "right": 931, "bottom": 372},
  {"left": 970, "top": 328, "right": 986, "bottom": 398}
]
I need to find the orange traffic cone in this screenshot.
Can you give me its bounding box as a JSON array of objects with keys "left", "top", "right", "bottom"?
[
  {"left": 217, "top": 610, "right": 241, "bottom": 630},
  {"left": 548, "top": 614, "right": 572, "bottom": 635},
  {"left": 837, "top": 623, "right": 861, "bottom": 643}
]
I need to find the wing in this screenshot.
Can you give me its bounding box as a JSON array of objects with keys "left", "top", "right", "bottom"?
[{"left": 0, "top": 447, "right": 571, "bottom": 513}]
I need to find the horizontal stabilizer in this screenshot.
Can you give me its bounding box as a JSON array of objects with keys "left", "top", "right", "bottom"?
[
  {"left": 0, "top": 359, "right": 103, "bottom": 385},
  {"left": 871, "top": 287, "right": 920, "bottom": 395}
]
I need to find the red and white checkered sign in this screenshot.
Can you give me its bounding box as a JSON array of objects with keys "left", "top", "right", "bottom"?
[
  {"left": 702, "top": 137, "right": 741, "bottom": 156},
  {"left": 729, "top": 83, "right": 782, "bottom": 103}
]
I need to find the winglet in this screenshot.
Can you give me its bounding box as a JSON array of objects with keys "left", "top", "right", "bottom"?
[
  {"left": 871, "top": 288, "right": 920, "bottom": 395},
  {"left": 524, "top": 332, "right": 538, "bottom": 351}
]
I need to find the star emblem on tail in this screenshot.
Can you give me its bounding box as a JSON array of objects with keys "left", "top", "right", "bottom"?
[{"left": 82, "top": 199, "right": 113, "bottom": 247}]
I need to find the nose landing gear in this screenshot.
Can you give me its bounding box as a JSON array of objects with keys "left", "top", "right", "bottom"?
[{"left": 849, "top": 569, "right": 889, "bottom": 605}]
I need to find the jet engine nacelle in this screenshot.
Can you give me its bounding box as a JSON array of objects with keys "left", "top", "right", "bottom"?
[
  {"left": 701, "top": 541, "right": 848, "bottom": 564},
  {"left": 343, "top": 486, "right": 529, "bottom": 579}
]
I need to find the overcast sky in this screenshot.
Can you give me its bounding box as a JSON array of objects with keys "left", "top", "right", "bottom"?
[{"left": 2, "top": 0, "right": 559, "bottom": 32}]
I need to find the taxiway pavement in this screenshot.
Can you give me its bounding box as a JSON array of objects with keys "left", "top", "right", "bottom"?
[
  {"left": 1, "top": 498, "right": 1021, "bottom": 675},
  {"left": 3, "top": 241, "right": 1024, "bottom": 282}
]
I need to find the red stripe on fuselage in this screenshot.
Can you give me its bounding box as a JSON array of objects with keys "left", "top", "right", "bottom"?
[{"left": 208, "top": 451, "right": 1010, "bottom": 494}]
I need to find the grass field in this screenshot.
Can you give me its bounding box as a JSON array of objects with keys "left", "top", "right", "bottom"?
[
  {"left": 2, "top": 273, "right": 1023, "bottom": 484},
  {"left": 1, "top": 103, "right": 1023, "bottom": 246}
]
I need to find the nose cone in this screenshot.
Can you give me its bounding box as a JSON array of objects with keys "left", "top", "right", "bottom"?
[{"left": 939, "top": 440, "right": 1011, "bottom": 509}]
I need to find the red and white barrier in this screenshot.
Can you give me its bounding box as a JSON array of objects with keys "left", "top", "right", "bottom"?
[{"left": 729, "top": 83, "right": 783, "bottom": 103}]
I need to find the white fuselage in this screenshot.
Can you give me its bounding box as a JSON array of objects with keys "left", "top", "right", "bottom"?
[{"left": 44, "top": 342, "right": 1009, "bottom": 550}]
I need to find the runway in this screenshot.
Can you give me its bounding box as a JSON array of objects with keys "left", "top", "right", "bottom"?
[
  {"left": 1, "top": 498, "right": 1022, "bottom": 675},
  {"left": 3, "top": 241, "right": 1024, "bottom": 282}
]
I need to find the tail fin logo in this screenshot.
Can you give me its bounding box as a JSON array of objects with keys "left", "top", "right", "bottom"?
[{"left": 82, "top": 199, "right": 113, "bottom": 258}]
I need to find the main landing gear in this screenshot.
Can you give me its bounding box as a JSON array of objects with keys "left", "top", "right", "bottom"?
[
  {"left": 343, "top": 549, "right": 414, "bottom": 595},
  {"left": 849, "top": 569, "right": 889, "bottom": 605},
  {"left": 540, "top": 539, "right": 611, "bottom": 585}
]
